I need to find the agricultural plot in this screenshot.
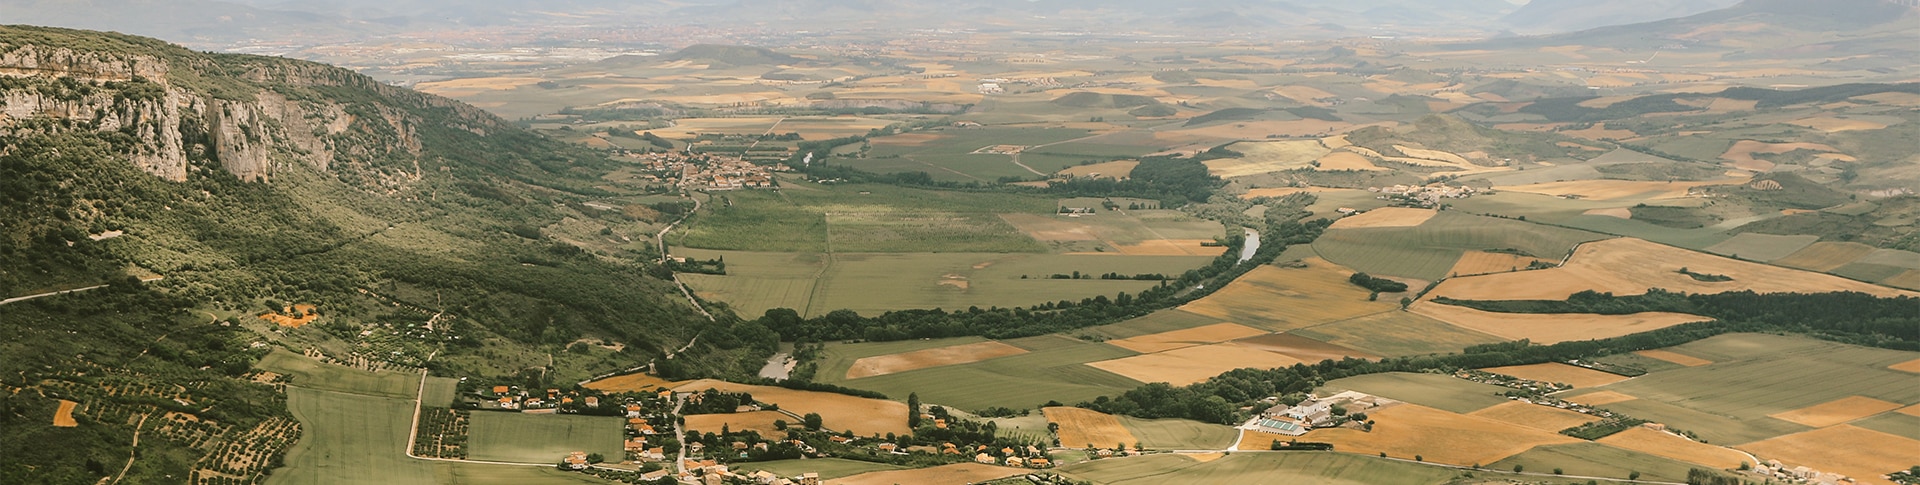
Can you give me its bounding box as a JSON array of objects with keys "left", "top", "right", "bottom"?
[
  {"left": 1289, "top": 312, "right": 1505, "bottom": 358},
  {"left": 1852, "top": 411, "right": 1920, "bottom": 440},
  {"left": 1493, "top": 179, "right": 1739, "bottom": 201},
  {"left": 1079, "top": 309, "right": 1225, "bottom": 340},
  {"left": 1177, "top": 259, "right": 1399, "bottom": 332},
  {"left": 1702, "top": 233, "right": 1818, "bottom": 262},
  {"left": 674, "top": 379, "right": 912, "bottom": 437},
  {"left": 1313, "top": 211, "right": 1608, "bottom": 280},
  {"left": 1293, "top": 403, "right": 1581, "bottom": 466},
  {"left": 1488, "top": 443, "right": 1701, "bottom": 483},
  {"left": 255, "top": 349, "right": 421, "bottom": 400},
  {"left": 1595, "top": 427, "right": 1751, "bottom": 469},
  {"left": 814, "top": 340, "right": 1144, "bottom": 412},
  {"left": 731, "top": 458, "right": 904, "bottom": 481},
  {"left": 1321, "top": 373, "right": 1511, "bottom": 414},
  {"left": 1203, "top": 140, "right": 1331, "bottom": 178},
  {"left": 51, "top": 400, "right": 77, "bottom": 427},
  {"left": 1054, "top": 160, "right": 1139, "bottom": 179},
  {"left": 1424, "top": 238, "right": 1915, "bottom": 303},
  {"left": 1448, "top": 250, "right": 1553, "bottom": 277},
  {"left": 1044, "top": 407, "right": 1138, "bottom": 449},
  {"left": 1115, "top": 416, "right": 1238, "bottom": 450},
  {"left": 581, "top": 372, "right": 682, "bottom": 393},
  {"left": 1481, "top": 363, "right": 1630, "bottom": 388},
  {"left": 999, "top": 210, "right": 1225, "bottom": 255},
  {"left": 683, "top": 411, "right": 793, "bottom": 437},
  {"left": 672, "top": 182, "right": 1054, "bottom": 253},
  {"left": 1634, "top": 349, "right": 1713, "bottom": 367},
  {"left": 1327, "top": 208, "right": 1436, "bottom": 229},
  {"left": 1467, "top": 401, "right": 1600, "bottom": 432},
  {"left": 1059, "top": 452, "right": 1460, "bottom": 485},
  {"left": 1412, "top": 302, "right": 1706, "bottom": 344},
  {"left": 1737, "top": 425, "right": 1920, "bottom": 485},
  {"left": 465, "top": 413, "right": 625, "bottom": 464},
  {"left": 826, "top": 462, "right": 1025, "bottom": 485},
  {"left": 1086, "top": 342, "right": 1305, "bottom": 386},
  {"left": 269, "top": 386, "right": 436, "bottom": 485},
  {"left": 1231, "top": 333, "right": 1378, "bottom": 363},
  {"left": 1566, "top": 390, "right": 1639, "bottom": 406},
  {"left": 844, "top": 341, "right": 1028, "bottom": 379},
  {"left": 1767, "top": 396, "right": 1904, "bottom": 428},
  {"left": 857, "top": 127, "right": 1092, "bottom": 181},
  {"left": 1104, "top": 323, "right": 1268, "bottom": 354}
]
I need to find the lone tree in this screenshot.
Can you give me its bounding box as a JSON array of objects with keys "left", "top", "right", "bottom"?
[
  {"left": 907, "top": 393, "right": 922, "bottom": 428},
  {"left": 803, "top": 413, "right": 824, "bottom": 431}
]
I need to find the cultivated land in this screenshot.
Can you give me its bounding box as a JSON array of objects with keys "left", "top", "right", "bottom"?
[
  {"left": 1000, "top": 209, "right": 1226, "bottom": 255},
  {"left": 1231, "top": 333, "right": 1378, "bottom": 362},
  {"left": 269, "top": 386, "right": 436, "bottom": 485},
  {"left": 1424, "top": 238, "right": 1915, "bottom": 302},
  {"left": 1321, "top": 373, "right": 1510, "bottom": 414},
  {"left": 1467, "top": 401, "right": 1600, "bottom": 432},
  {"left": 1481, "top": 363, "right": 1630, "bottom": 388},
  {"left": 1104, "top": 323, "right": 1268, "bottom": 354},
  {"left": 1313, "top": 211, "right": 1609, "bottom": 280},
  {"left": 1044, "top": 407, "right": 1138, "bottom": 449},
  {"left": 1411, "top": 302, "right": 1707, "bottom": 344},
  {"left": 464, "top": 413, "right": 625, "bottom": 463},
  {"left": 1115, "top": 416, "right": 1237, "bottom": 450},
  {"left": 1178, "top": 259, "right": 1399, "bottom": 332},
  {"left": 731, "top": 459, "right": 904, "bottom": 481},
  {"left": 1567, "top": 391, "right": 1640, "bottom": 406},
  {"left": 674, "top": 379, "right": 911, "bottom": 436},
  {"left": 1287, "top": 312, "right": 1506, "bottom": 357},
  {"left": 825, "top": 462, "right": 1026, "bottom": 485},
  {"left": 1327, "top": 207, "right": 1437, "bottom": 229},
  {"left": 1488, "top": 443, "right": 1702, "bottom": 483},
  {"left": 1087, "top": 342, "right": 1304, "bottom": 386},
  {"left": 1702, "top": 233, "right": 1819, "bottom": 262},
  {"left": 1595, "top": 427, "right": 1751, "bottom": 469},
  {"left": 1772, "top": 241, "right": 1881, "bottom": 271},
  {"left": 844, "top": 341, "right": 1028, "bottom": 379},
  {"left": 1634, "top": 349, "right": 1713, "bottom": 367},
  {"left": 1060, "top": 452, "right": 1462, "bottom": 485},
  {"left": 812, "top": 338, "right": 1143, "bottom": 412},
  {"left": 51, "top": 400, "right": 78, "bottom": 427},
  {"left": 1448, "top": 250, "right": 1552, "bottom": 277},
  {"left": 1767, "top": 396, "right": 1904, "bottom": 428},
  {"left": 1738, "top": 425, "right": 1920, "bottom": 485},
  {"left": 683, "top": 411, "right": 793, "bottom": 437},
  {"left": 1290, "top": 403, "right": 1581, "bottom": 466},
  {"left": 581, "top": 372, "right": 681, "bottom": 393},
  {"left": 256, "top": 349, "right": 421, "bottom": 399}
]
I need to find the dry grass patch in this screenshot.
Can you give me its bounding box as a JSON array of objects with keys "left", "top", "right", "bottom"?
[
  {"left": 52, "top": 399, "right": 78, "bottom": 427},
  {"left": 1569, "top": 391, "right": 1640, "bottom": 406},
  {"left": 1467, "top": 401, "right": 1600, "bottom": 432},
  {"left": 1774, "top": 241, "right": 1878, "bottom": 272},
  {"left": 683, "top": 411, "right": 792, "bottom": 436},
  {"left": 845, "top": 341, "right": 1029, "bottom": 379},
  {"left": 258, "top": 304, "right": 318, "bottom": 328},
  {"left": 1788, "top": 117, "right": 1890, "bottom": 133},
  {"left": 1044, "top": 407, "right": 1138, "bottom": 449},
  {"left": 1738, "top": 425, "right": 1920, "bottom": 485},
  {"left": 1768, "top": 396, "right": 1905, "bottom": 428},
  {"left": 1106, "top": 323, "right": 1269, "bottom": 354},
  {"left": 1425, "top": 238, "right": 1915, "bottom": 302},
  {"left": 1495, "top": 179, "right": 1740, "bottom": 201},
  {"left": 1598, "top": 427, "right": 1750, "bottom": 469},
  {"left": 1449, "top": 251, "right": 1553, "bottom": 277},
  {"left": 583, "top": 373, "right": 683, "bottom": 393},
  {"left": 827, "top": 463, "right": 1025, "bottom": 485},
  {"left": 1720, "top": 141, "right": 1841, "bottom": 172},
  {"left": 1315, "top": 151, "right": 1384, "bottom": 171},
  {"left": 1204, "top": 140, "right": 1331, "bottom": 178},
  {"left": 1482, "top": 363, "right": 1630, "bottom": 388},
  {"left": 1583, "top": 208, "right": 1633, "bottom": 219},
  {"left": 1233, "top": 333, "right": 1378, "bottom": 362},
  {"left": 1411, "top": 302, "right": 1705, "bottom": 345},
  {"left": 1328, "top": 208, "right": 1437, "bottom": 229},
  {"left": 1294, "top": 403, "right": 1580, "bottom": 466},
  {"left": 1635, "top": 349, "right": 1713, "bottom": 367},
  {"left": 674, "top": 379, "right": 910, "bottom": 436},
  {"left": 1087, "top": 342, "right": 1303, "bottom": 386},
  {"left": 1111, "top": 239, "right": 1226, "bottom": 256},
  {"left": 1899, "top": 404, "right": 1920, "bottom": 417},
  {"left": 1056, "top": 160, "right": 1139, "bottom": 180},
  {"left": 1890, "top": 358, "right": 1920, "bottom": 374},
  {"left": 1178, "top": 259, "right": 1396, "bottom": 331}
]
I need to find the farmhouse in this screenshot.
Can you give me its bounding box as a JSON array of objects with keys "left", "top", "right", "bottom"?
[
  {"left": 1253, "top": 417, "right": 1308, "bottom": 436},
  {"left": 563, "top": 451, "right": 590, "bottom": 470}
]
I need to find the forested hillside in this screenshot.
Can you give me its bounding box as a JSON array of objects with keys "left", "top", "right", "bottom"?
[{"left": 0, "top": 26, "right": 764, "bottom": 483}]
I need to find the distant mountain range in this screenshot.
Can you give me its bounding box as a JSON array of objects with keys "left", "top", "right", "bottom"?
[
  {"left": 1501, "top": 0, "right": 1742, "bottom": 34},
  {"left": 1465, "top": 0, "right": 1920, "bottom": 54}
]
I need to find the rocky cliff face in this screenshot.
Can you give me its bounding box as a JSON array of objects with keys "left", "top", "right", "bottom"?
[{"left": 0, "top": 37, "right": 493, "bottom": 184}]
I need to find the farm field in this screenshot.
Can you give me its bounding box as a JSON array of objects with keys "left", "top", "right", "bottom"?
[
  {"left": 731, "top": 458, "right": 905, "bottom": 481},
  {"left": 581, "top": 372, "right": 682, "bottom": 393},
  {"left": 1481, "top": 363, "right": 1631, "bottom": 388},
  {"left": 1767, "top": 396, "right": 1905, "bottom": 428},
  {"left": 856, "top": 127, "right": 1093, "bottom": 182},
  {"left": 825, "top": 462, "right": 1025, "bottom": 485},
  {"left": 1104, "top": 323, "right": 1268, "bottom": 354},
  {"left": 1080, "top": 309, "right": 1225, "bottom": 340},
  {"left": 1702, "top": 233, "right": 1818, "bottom": 262},
  {"left": 674, "top": 379, "right": 912, "bottom": 436},
  {"left": 1772, "top": 241, "right": 1880, "bottom": 271},
  {"left": 1204, "top": 140, "right": 1331, "bottom": 177},
  {"left": 1177, "top": 259, "right": 1399, "bottom": 332},
  {"left": 1410, "top": 302, "right": 1706, "bottom": 344},
  {"left": 1448, "top": 250, "right": 1552, "bottom": 277},
  {"left": 1058, "top": 452, "right": 1461, "bottom": 485},
  {"left": 1288, "top": 312, "right": 1506, "bottom": 357},
  {"left": 255, "top": 349, "right": 421, "bottom": 400},
  {"left": 1634, "top": 349, "right": 1713, "bottom": 367},
  {"left": 1313, "top": 211, "right": 1608, "bottom": 280},
  {"left": 1466, "top": 401, "right": 1600, "bottom": 432},
  {"left": 1086, "top": 342, "right": 1304, "bottom": 386},
  {"left": 1289, "top": 403, "right": 1581, "bottom": 466},
  {"left": 1566, "top": 391, "right": 1639, "bottom": 406},
  {"left": 1055, "top": 160, "right": 1140, "bottom": 179},
  {"left": 1321, "top": 373, "right": 1511, "bottom": 414},
  {"left": 844, "top": 341, "right": 1028, "bottom": 379},
  {"left": 1423, "top": 238, "right": 1915, "bottom": 302},
  {"left": 1487, "top": 443, "right": 1701, "bottom": 483},
  {"left": 1115, "top": 416, "right": 1237, "bottom": 450},
  {"left": 1045, "top": 407, "right": 1137, "bottom": 449},
  {"left": 812, "top": 339, "right": 1144, "bottom": 412},
  {"left": 683, "top": 410, "right": 792, "bottom": 437},
  {"left": 672, "top": 182, "right": 1054, "bottom": 253},
  {"left": 1000, "top": 210, "right": 1225, "bottom": 255},
  {"left": 51, "top": 400, "right": 77, "bottom": 427},
  {"left": 1231, "top": 333, "right": 1377, "bottom": 362},
  {"left": 464, "top": 413, "right": 625, "bottom": 464},
  {"left": 269, "top": 386, "right": 436, "bottom": 485},
  {"left": 1327, "top": 207, "right": 1436, "bottom": 229},
  {"left": 1595, "top": 427, "right": 1750, "bottom": 469},
  {"left": 1737, "top": 425, "right": 1920, "bottom": 485},
  {"left": 1852, "top": 411, "right": 1920, "bottom": 440},
  {"left": 1493, "top": 178, "right": 1740, "bottom": 201}
]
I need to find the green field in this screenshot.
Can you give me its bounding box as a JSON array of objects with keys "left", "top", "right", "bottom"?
[
  {"left": 678, "top": 249, "right": 1212, "bottom": 318},
  {"left": 1058, "top": 452, "right": 1457, "bottom": 485},
  {"left": 1289, "top": 312, "right": 1505, "bottom": 357},
  {"left": 1080, "top": 310, "right": 1226, "bottom": 340},
  {"left": 1588, "top": 333, "right": 1920, "bottom": 444},
  {"left": 1853, "top": 411, "right": 1920, "bottom": 440},
  {"left": 1586, "top": 352, "right": 1687, "bottom": 375},
  {"left": 1487, "top": 442, "right": 1704, "bottom": 482},
  {"left": 814, "top": 337, "right": 1144, "bottom": 411},
  {"left": 672, "top": 181, "right": 1055, "bottom": 253},
  {"left": 730, "top": 458, "right": 905, "bottom": 480},
  {"left": 1312, "top": 211, "right": 1609, "bottom": 280},
  {"left": 465, "top": 412, "right": 626, "bottom": 464},
  {"left": 1446, "top": 193, "right": 1739, "bottom": 250},
  {"left": 270, "top": 386, "right": 438, "bottom": 485},
  {"left": 1320, "top": 372, "right": 1512, "bottom": 414},
  {"left": 1701, "top": 233, "right": 1819, "bottom": 262},
  {"left": 256, "top": 349, "right": 421, "bottom": 400},
  {"left": 1116, "top": 416, "right": 1238, "bottom": 450},
  {"left": 422, "top": 377, "right": 459, "bottom": 407},
  {"left": 856, "top": 127, "right": 1094, "bottom": 181}
]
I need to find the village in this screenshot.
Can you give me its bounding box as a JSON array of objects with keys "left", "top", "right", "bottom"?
[
  {"left": 1368, "top": 183, "right": 1478, "bottom": 208},
  {"left": 625, "top": 151, "right": 782, "bottom": 191}
]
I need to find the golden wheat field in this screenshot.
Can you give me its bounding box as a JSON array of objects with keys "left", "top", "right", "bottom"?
[
  {"left": 1328, "top": 207, "right": 1437, "bottom": 229},
  {"left": 1044, "top": 406, "right": 1139, "bottom": 449},
  {"left": 1634, "top": 349, "right": 1713, "bottom": 367},
  {"left": 1597, "top": 427, "right": 1752, "bottom": 469},
  {"left": 1424, "top": 238, "right": 1915, "bottom": 302},
  {"left": 1293, "top": 403, "right": 1580, "bottom": 466},
  {"left": 1411, "top": 302, "right": 1707, "bottom": 344},
  {"left": 1738, "top": 425, "right": 1920, "bottom": 485},
  {"left": 1178, "top": 259, "right": 1396, "bottom": 332},
  {"left": 1086, "top": 342, "right": 1303, "bottom": 386},
  {"left": 1465, "top": 401, "right": 1599, "bottom": 432},
  {"left": 1768, "top": 396, "right": 1905, "bottom": 428},
  {"left": 674, "top": 379, "right": 910, "bottom": 436},
  {"left": 1105, "top": 323, "right": 1269, "bottom": 354}
]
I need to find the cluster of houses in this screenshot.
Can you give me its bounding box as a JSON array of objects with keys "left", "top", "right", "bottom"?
[
  {"left": 1369, "top": 183, "right": 1478, "bottom": 207},
  {"left": 626, "top": 151, "right": 780, "bottom": 191},
  {"left": 668, "top": 460, "right": 820, "bottom": 485},
  {"left": 482, "top": 385, "right": 601, "bottom": 413},
  {"left": 1751, "top": 459, "right": 1855, "bottom": 485},
  {"left": 1454, "top": 369, "right": 1574, "bottom": 395},
  {"left": 1246, "top": 391, "right": 1392, "bottom": 436}
]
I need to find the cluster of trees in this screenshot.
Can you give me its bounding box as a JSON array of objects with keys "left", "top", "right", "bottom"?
[
  {"left": 1043, "top": 153, "right": 1225, "bottom": 207},
  {"left": 679, "top": 389, "right": 756, "bottom": 415},
  {"left": 1081, "top": 290, "right": 1920, "bottom": 423},
  {"left": 1346, "top": 272, "right": 1408, "bottom": 293},
  {"left": 1560, "top": 416, "right": 1647, "bottom": 440}
]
